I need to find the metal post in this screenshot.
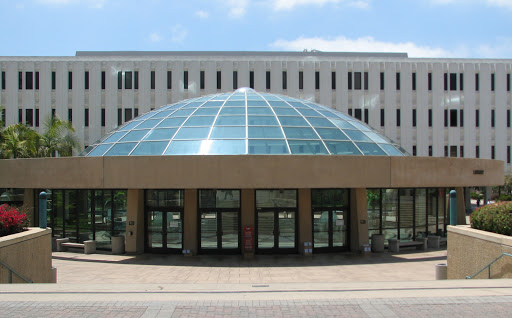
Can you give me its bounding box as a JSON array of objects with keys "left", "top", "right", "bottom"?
[
  {"left": 39, "top": 191, "right": 47, "bottom": 229},
  {"left": 450, "top": 190, "right": 457, "bottom": 226}
]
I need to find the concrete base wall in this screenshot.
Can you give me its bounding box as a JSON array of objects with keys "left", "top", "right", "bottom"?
[
  {"left": 0, "top": 228, "right": 53, "bottom": 283},
  {"left": 447, "top": 225, "right": 512, "bottom": 279}
]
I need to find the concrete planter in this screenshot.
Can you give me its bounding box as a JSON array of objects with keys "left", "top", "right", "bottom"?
[
  {"left": 447, "top": 225, "right": 512, "bottom": 279},
  {"left": 0, "top": 228, "right": 53, "bottom": 283},
  {"left": 371, "top": 234, "right": 385, "bottom": 253}
]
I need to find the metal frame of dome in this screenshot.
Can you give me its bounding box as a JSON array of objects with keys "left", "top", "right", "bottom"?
[{"left": 81, "top": 88, "right": 408, "bottom": 157}]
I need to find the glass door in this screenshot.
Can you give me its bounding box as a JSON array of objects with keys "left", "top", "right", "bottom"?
[
  {"left": 256, "top": 210, "right": 297, "bottom": 253},
  {"left": 257, "top": 211, "right": 275, "bottom": 249},
  {"left": 146, "top": 209, "right": 183, "bottom": 252},
  {"left": 200, "top": 211, "right": 218, "bottom": 249},
  {"left": 312, "top": 189, "right": 350, "bottom": 252}
]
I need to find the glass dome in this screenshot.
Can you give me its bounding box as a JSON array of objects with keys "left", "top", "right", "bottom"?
[{"left": 81, "top": 89, "right": 407, "bottom": 157}]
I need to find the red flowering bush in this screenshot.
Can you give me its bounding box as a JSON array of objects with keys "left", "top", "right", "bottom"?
[{"left": 0, "top": 204, "right": 28, "bottom": 237}]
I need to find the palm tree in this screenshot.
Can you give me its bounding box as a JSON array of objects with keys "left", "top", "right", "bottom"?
[
  {"left": 38, "top": 115, "right": 79, "bottom": 157},
  {"left": 0, "top": 124, "right": 33, "bottom": 158}
]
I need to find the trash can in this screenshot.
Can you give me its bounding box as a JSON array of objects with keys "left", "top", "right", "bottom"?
[
  {"left": 371, "top": 234, "right": 385, "bottom": 253},
  {"left": 111, "top": 235, "right": 125, "bottom": 254},
  {"left": 435, "top": 263, "right": 447, "bottom": 280}
]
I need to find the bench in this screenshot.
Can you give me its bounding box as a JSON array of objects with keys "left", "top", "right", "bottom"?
[
  {"left": 56, "top": 238, "right": 96, "bottom": 254},
  {"left": 388, "top": 237, "right": 428, "bottom": 253}
]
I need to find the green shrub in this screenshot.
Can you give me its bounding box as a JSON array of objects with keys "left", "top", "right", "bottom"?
[
  {"left": 497, "top": 193, "right": 512, "bottom": 202},
  {"left": 470, "top": 201, "right": 512, "bottom": 236}
]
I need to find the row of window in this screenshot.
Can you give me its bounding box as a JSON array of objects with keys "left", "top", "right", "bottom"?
[{"left": 3, "top": 70, "right": 511, "bottom": 92}]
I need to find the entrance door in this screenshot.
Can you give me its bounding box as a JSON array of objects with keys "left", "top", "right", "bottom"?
[
  {"left": 146, "top": 210, "right": 183, "bottom": 252},
  {"left": 256, "top": 210, "right": 297, "bottom": 253},
  {"left": 199, "top": 210, "right": 240, "bottom": 253},
  {"left": 313, "top": 209, "right": 348, "bottom": 251}
]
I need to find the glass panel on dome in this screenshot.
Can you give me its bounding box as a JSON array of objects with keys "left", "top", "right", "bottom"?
[
  {"left": 104, "top": 131, "right": 127, "bottom": 143},
  {"left": 349, "top": 121, "right": 371, "bottom": 131},
  {"left": 380, "top": 144, "right": 404, "bottom": 156},
  {"left": 344, "top": 130, "right": 373, "bottom": 142},
  {"left": 248, "top": 140, "right": 289, "bottom": 154},
  {"left": 87, "top": 144, "right": 113, "bottom": 157},
  {"left": 156, "top": 117, "right": 187, "bottom": 128},
  {"left": 283, "top": 127, "right": 319, "bottom": 139},
  {"left": 215, "top": 116, "right": 246, "bottom": 126},
  {"left": 268, "top": 101, "right": 289, "bottom": 107},
  {"left": 364, "top": 131, "right": 388, "bottom": 143},
  {"left": 318, "top": 110, "right": 341, "bottom": 118},
  {"left": 248, "top": 126, "right": 284, "bottom": 138},
  {"left": 248, "top": 107, "right": 274, "bottom": 115},
  {"left": 135, "top": 112, "right": 156, "bottom": 121},
  {"left": 210, "top": 126, "right": 246, "bottom": 139},
  {"left": 131, "top": 141, "right": 169, "bottom": 156},
  {"left": 224, "top": 101, "right": 245, "bottom": 106},
  {"left": 288, "top": 140, "right": 328, "bottom": 154},
  {"left": 247, "top": 100, "right": 268, "bottom": 106},
  {"left": 306, "top": 117, "right": 336, "bottom": 127},
  {"left": 119, "top": 121, "right": 142, "bottom": 131},
  {"left": 305, "top": 103, "right": 325, "bottom": 110},
  {"left": 288, "top": 102, "right": 308, "bottom": 109},
  {"left": 356, "top": 142, "right": 387, "bottom": 155},
  {"left": 144, "top": 128, "right": 177, "bottom": 141},
  {"left": 172, "top": 109, "right": 195, "bottom": 116},
  {"left": 136, "top": 119, "right": 162, "bottom": 129},
  {"left": 104, "top": 143, "right": 137, "bottom": 156},
  {"left": 203, "top": 101, "right": 224, "bottom": 107},
  {"left": 315, "top": 128, "right": 349, "bottom": 140},
  {"left": 297, "top": 108, "right": 321, "bottom": 117},
  {"left": 119, "top": 129, "right": 150, "bottom": 142},
  {"left": 183, "top": 116, "right": 215, "bottom": 127},
  {"left": 324, "top": 141, "right": 362, "bottom": 155},
  {"left": 219, "top": 107, "right": 245, "bottom": 115},
  {"left": 174, "top": 127, "right": 211, "bottom": 139},
  {"left": 273, "top": 108, "right": 299, "bottom": 116},
  {"left": 207, "top": 140, "right": 246, "bottom": 155},
  {"left": 331, "top": 119, "right": 356, "bottom": 129},
  {"left": 164, "top": 140, "right": 202, "bottom": 155},
  {"left": 248, "top": 115, "right": 279, "bottom": 126},
  {"left": 182, "top": 101, "right": 204, "bottom": 108},
  {"left": 336, "top": 113, "right": 353, "bottom": 121},
  {"left": 193, "top": 108, "right": 220, "bottom": 116},
  {"left": 152, "top": 110, "right": 175, "bottom": 118},
  {"left": 278, "top": 116, "right": 309, "bottom": 127}
]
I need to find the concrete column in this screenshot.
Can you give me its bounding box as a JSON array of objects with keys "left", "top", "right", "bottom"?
[
  {"left": 350, "top": 188, "right": 369, "bottom": 252},
  {"left": 241, "top": 189, "right": 255, "bottom": 257},
  {"left": 455, "top": 187, "right": 467, "bottom": 225},
  {"left": 183, "top": 189, "right": 198, "bottom": 255},
  {"left": 298, "top": 188, "right": 312, "bottom": 255},
  {"left": 23, "top": 189, "right": 35, "bottom": 227},
  {"left": 125, "top": 189, "right": 144, "bottom": 254}
]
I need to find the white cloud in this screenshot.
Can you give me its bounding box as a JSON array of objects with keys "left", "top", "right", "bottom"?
[
  {"left": 271, "top": 36, "right": 454, "bottom": 58},
  {"left": 269, "top": 0, "right": 370, "bottom": 11},
  {"left": 430, "top": 0, "right": 512, "bottom": 9},
  {"left": 195, "top": 10, "right": 210, "bottom": 19},
  {"left": 475, "top": 36, "right": 512, "bottom": 58},
  {"left": 487, "top": 0, "right": 512, "bottom": 9},
  {"left": 171, "top": 25, "right": 188, "bottom": 43},
  {"left": 225, "top": 0, "right": 249, "bottom": 18},
  {"left": 149, "top": 32, "right": 162, "bottom": 43},
  {"left": 35, "top": 0, "right": 106, "bottom": 8}
]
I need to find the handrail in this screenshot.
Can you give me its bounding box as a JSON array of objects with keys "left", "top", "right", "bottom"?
[
  {"left": 0, "top": 259, "right": 33, "bottom": 283},
  {"left": 466, "top": 253, "right": 512, "bottom": 279}
]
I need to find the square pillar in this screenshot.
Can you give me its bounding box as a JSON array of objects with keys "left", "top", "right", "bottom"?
[
  {"left": 183, "top": 189, "right": 198, "bottom": 255},
  {"left": 241, "top": 189, "right": 255, "bottom": 258},
  {"left": 125, "top": 189, "right": 144, "bottom": 254},
  {"left": 298, "top": 188, "right": 312, "bottom": 255},
  {"left": 455, "top": 187, "right": 467, "bottom": 225},
  {"left": 350, "top": 188, "right": 369, "bottom": 252}
]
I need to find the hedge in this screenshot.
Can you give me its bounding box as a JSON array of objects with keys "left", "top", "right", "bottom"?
[{"left": 470, "top": 201, "right": 512, "bottom": 236}]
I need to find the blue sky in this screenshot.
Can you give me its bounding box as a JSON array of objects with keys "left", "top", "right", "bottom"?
[{"left": 1, "top": 0, "right": 511, "bottom": 58}]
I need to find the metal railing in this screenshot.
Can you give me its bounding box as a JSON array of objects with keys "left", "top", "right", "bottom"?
[
  {"left": 466, "top": 253, "right": 512, "bottom": 279},
  {"left": 0, "top": 259, "right": 33, "bottom": 283}
]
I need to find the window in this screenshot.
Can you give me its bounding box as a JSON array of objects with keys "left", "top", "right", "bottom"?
[
  {"left": 26, "top": 109, "right": 33, "bottom": 126},
  {"left": 348, "top": 108, "right": 352, "bottom": 116},
  {"left": 1, "top": 108, "right": 6, "bottom": 126},
  {"left": 150, "top": 71, "right": 155, "bottom": 89},
  {"left": 217, "top": 71, "right": 221, "bottom": 90},
  {"left": 475, "top": 73, "right": 479, "bottom": 91},
  {"left": 35, "top": 109, "right": 39, "bottom": 127},
  {"left": 491, "top": 73, "right": 495, "bottom": 91},
  {"left": 51, "top": 108, "right": 56, "bottom": 118},
  {"left": 233, "top": 71, "right": 238, "bottom": 89},
  {"left": 84, "top": 109, "right": 89, "bottom": 127},
  {"left": 26, "top": 72, "right": 33, "bottom": 89},
  {"left": 364, "top": 72, "right": 369, "bottom": 90},
  {"left": 315, "top": 71, "right": 319, "bottom": 90},
  {"left": 68, "top": 71, "right": 72, "bottom": 90},
  {"left": 250, "top": 71, "right": 254, "bottom": 89},
  {"left": 428, "top": 146, "right": 432, "bottom": 157},
  {"left": 491, "top": 109, "right": 495, "bottom": 127},
  {"left": 428, "top": 72, "right": 432, "bottom": 91},
  {"left": 117, "top": 71, "right": 122, "bottom": 89},
  {"left": 18, "top": 109, "right": 22, "bottom": 123},
  {"left": 332, "top": 72, "right": 336, "bottom": 90},
  {"left": 492, "top": 146, "right": 495, "bottom": 159},
  {"left": 298, "top": 71, "right": 303, "bottom": 90},
  {"left": 507, "top": 74, "right": 511, "bottom": 92},
  {"left": 444, "top": 109, "right": 448, "bottom": 127},
  {"left": 125, "top": 108, "right": 132, "bottom": 122},
  {"left": 125, "top": 71, "right": 132, "bottom": 89},
  {"left": 412, "top": 109, "right": 417, "bottom": 127},
  {"left": 476, "top": 146, "right": 480, "bottom": 158},
  {"left": 364, "top": 108, "right": 369, "bottom": 124},
  {"left": 68, "top": 108, "right": 72, "bottom": 123},
  {"left": 412, "top": 146, "right": 417, "bottom": 156},
  {"left": 508, "top": 109, "right": 511, "bottom": 128},
  {"left": 134, "top": 71, "right": 139, "bottom": 89},
  {"left": 101, "top": 108, "right": 105, "bottom": 127},
  {"left": 450, "top": 146, "right": 457, "bottom": 157},
  {"left": 184, "top": 71, "right": 189, "bottom": 90},
  {"left": 444, "top": 146, "right": 448, "bottom": 157},
  {"left": 85, "top": 71, "right": 89, "bottom": 90},
  {"left": 443, "top": 73, "right": 448, "bottom": 91},
  {"left": 476, "top": 109, "right": 480, "bottom": 127},
  {"left": 396, "top": 72, "right": 400, "bottom": 90},
  {"left": 52, "top": 71, "right": 56, "bottom": 90},
  {"left": 117, "top": 109, "right": 122, "bottom": 126},
  {"left": 380, "top": 109, "right": 385, "bottom": 127},
  {"left": 18, "top": 72, "right": 22, "bottom": 89},
  {"left": 428, "top": 109, "right": 432, "bottom": 127},
  {"left": 354, "top": 108, "right": 362, "bottom": 120},
  {"left": 266, "top": 71, "right": 271, "bottom": 90},
  {"left": 380, "top": 72, "right": 384, "bottom": 90},
  {"left": 101, "top": 71, "right": 105, "bottom": 90},
  {"left": 460, "top": 109, "right": 464, "bottom": 127},
  {"left": 508, "top": 146, "right": 511, "bottom": 164},
  {"left": 35, "top": 72, "right": 39, "bottom": 90},
  {"left": 134, "top": 108, "right": 139, "bottom": 118},
  {"left": 460, "top": 73, "right": 464, "bottom": 91},
  {"left": 396, "top": 109, "right": 401, "bottom": 127},
  {"left": 412, "top": 72, "right": 416, "bottom": 90},
  {"left": 450, "top": 73, "right": 457, "bottom": 91},
  {"left": 167, "top": 71, "right": 172, "bottom": 89},
  {"left": 460, "top": 146, "right": 464, "bottom": 157},
  {"left": 450, "top": 109, "right": 458, "bottom": 127},
  {"left": 282, "top": 71, "right": 287, "bottom": 89},
  {"left": 1, "top": 71, "right": 5, "bottom": 90},
  {"left": 354, "top": 72, "right": 361, "bottom": 90},
  {"left": 347, "top": 72, "right": 352, "bottom": 89},
  {"left": 200, "top": 71, "right": 205, "bottom": 89}
]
